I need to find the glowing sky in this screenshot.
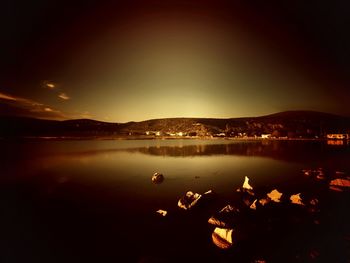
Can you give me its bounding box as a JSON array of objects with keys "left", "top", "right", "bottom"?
[{"left": 1, "top": 1, "right": 350, "bottom": 121}]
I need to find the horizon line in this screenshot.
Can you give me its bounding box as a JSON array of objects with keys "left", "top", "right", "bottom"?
[{"left": 1, "top": 110, "right": 347, "bottom": 124}]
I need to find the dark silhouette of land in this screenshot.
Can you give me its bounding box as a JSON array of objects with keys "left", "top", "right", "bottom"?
[{"left": 1, "top": 111, "right": 349, "bottom": 138}]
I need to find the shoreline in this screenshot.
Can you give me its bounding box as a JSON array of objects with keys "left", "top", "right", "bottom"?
[{"left": 1, "top": 135, "right": 348, "bottom": 142}]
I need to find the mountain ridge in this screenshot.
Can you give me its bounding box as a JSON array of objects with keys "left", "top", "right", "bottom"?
[{"left": 1, "top": 110, "right": 349, "bottom": 138}]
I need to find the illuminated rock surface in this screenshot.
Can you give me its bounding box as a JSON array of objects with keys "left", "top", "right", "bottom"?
[
  {"left": 151, "top": 172, "right": 164, "bottom": 184},
  {"left": 178, "top": 191, "right": 202, "bottom": 210},
  {"left": 290, "top": 193, "right": 305, "bottom": 206},
  {"left": 267, "top": 189, "right": 283, "bottom": 203},
  {"left": 212, "top": 227, "right": 234, "bottom": 249}
]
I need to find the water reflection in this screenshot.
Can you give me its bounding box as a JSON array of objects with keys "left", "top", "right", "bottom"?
[
  {"left": 2, "top": 139, "right": 350, "bottom": 166},
  {"left": 53, "top": 140, "right": 348, "bottom": 164},
  {"left": 130, "top": 141, "right": 319, "bottom": 161},
  {"left": 1, "top": 139, "right": 350, "bottom": 262},
  {"left": 2, "top": 139, "right": 350, "bottom": 183},
  {"left": 327, "top": 139, "right": 345, "bottom": 146}
]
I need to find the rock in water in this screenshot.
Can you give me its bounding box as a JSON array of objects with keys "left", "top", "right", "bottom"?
[
  {"left": 212, "top": 227, "right": 234, "bottom": 249},
  {"left": 237, "top": 176, "right": 255, "bottom": 196},
  {"left": 151, "top": 172, "right": 164, "bottom": 184},
  {"left": 250, "top": 199, "right": 258, "bottom": 210},
  {"left": 290, "top": 193, "right": 305, "bottom": 206},
  {"left": 329, "top": 178, "right": 350, "bottom": 187},
  {"left": 156, "top": 209, "right": 167, "bottom": 216},
  {"left": 243, "top": 176, "right": 253, "bottom": 191},
  {"left": 329, "top": 178, "right": 350, "bottom": 192},
  {"left": 259, "top": 198, "right": 270, "bottom": 206},
  {"left": 208, "top": 205, "right": 240, "bottom": 228},
  {"left": 178, "top": 191, "right": 202, "bottom": 210},
  {"left": 267, "top": 189, "right": 283, "bottom": 202},
  {"left": 203, "top": 189, "right": 214, "bottom": 195}
]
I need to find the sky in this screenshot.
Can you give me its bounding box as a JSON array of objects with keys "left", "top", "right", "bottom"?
[{"left": 1, "top": 0, "right": 350, "bottom": 122}]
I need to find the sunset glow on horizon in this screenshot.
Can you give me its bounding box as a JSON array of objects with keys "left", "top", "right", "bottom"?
[{"left": 1, "top": 1, "right": 350, "bottom": 122}]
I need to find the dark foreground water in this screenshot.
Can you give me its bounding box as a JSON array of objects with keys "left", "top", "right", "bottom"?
[{"left": 0, "top": 139, "right": 349, "bottom": 262}]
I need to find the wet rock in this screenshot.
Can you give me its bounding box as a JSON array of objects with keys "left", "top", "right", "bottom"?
[
  {"left": 220, "top": 204, "right": 236, "bottom": 213},
  {"left": 290, "top": 193, "right": 305, "bottom": 206},
  {"left": 243, "top": 176, "right": 253, "bottom": 191},
  {"left": 267, "top": 189, "right": 283, "bottom": 203},
  {"left": 259, "top": 198, "right": 270, "bottom": 206},
  {"left": 203, "top": 189, "right": 214, "bottom": 196},
  {"left": 208, "top": 205, "right": 240, "bottom": 228},
  {"left": 241, "top": 192, "right": 256, "bottom": 208},
  {"left": 302, "top": 168, "right": 327, "bottom": 180},
  {"left": 151, "top": 172, "right": 164, "bottom": 184},
  {"left": 329, "top": 178, "right": 350, "bottom": 187},
  {"left": 302, "top": 169, "right": 312, "bottom": 176},
  {"left": 178, "top": 191, "right": 202, "bottom": 210},
  {"left": 211, "top": 227, "right": 234, "bottom": 249},
  {"left": 250, "top": 199, "right": 258, "bottom": 210},
  {"left": 237, "top": 176, "right": 254, "bottom": 194},
  {"left": 329, "top": 178, "right": 350, "bottom": 192},
  {"left": 156, "top": 209, "right": 167, "bottom": 216}
]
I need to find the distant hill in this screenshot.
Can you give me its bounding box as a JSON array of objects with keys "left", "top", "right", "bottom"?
[{"left": 1, "top": 111, "right": 350, "bottom": 138}]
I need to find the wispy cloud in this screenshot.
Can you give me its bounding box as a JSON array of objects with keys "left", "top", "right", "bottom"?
[
  {"left": 0, "top": 91, "right": 96, "bottom": 120},
  {"left": 46, "top": 83, "right": 56, "bottom": 89},
  {"left": 43, "top": 81, "right": 71, "bottom": 101},
  {"left": 44, "top": 107, "right": 53, "bottom": 112},
  {"left": 0, "top": 91, "right": 66, "bottom": 120},
  {"left": 58, "top": 93, "right": 70, "bottom": 100},
  {"left": 43, "top": 81, "right": 57, "bottom": 90},
  {"left": 0, "top": 93, "right": 17, "bottom": 101}
]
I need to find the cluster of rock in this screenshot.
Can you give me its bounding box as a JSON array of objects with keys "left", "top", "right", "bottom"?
[
  {"left": 151, "top": 169, "right": 349, "bottom": 260},
  {"left": 302, "top": 168, "right": 350, "bottom": 192}
]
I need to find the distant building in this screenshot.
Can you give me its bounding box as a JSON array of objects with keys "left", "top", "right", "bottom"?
[
  {"left": 145, "top": 131, "right": 162, "bottom": 136},
  {"left": 261, "top": 134, "right": 271, "bottom": 139},
  {"left": 327, "top": 134, "right": 349, "bottom": 140}
]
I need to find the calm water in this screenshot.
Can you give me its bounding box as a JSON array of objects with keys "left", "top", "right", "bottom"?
[{"left": 0, "top": 139, "right": 349, "bottom": 262}]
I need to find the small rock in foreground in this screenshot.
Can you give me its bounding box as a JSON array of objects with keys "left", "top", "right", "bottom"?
[
  {"left": 151, "top": 172, "right": 164, "bottom": 184},
  {"left": 178, "top": 191, "right": 202, "bottom": 210},
  {"left": 211, "top": 227, "right": 234, "bottom": 249},
  {"left": 290, "top": 193, "right": 305, "bottom": 206},
  {"left": 267, "top": 189, "right": 283, "bottom": 203},
  {"left": 208, "top": 204, "right": 240, "bottom": 228},
  {"left": 156, "top": 209, "right": 167, "bottom": 217}
]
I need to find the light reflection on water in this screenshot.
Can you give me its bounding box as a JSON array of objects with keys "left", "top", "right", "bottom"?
[
  {"left": 1, "top": 139, "right": 350, "bottom": 262},
  {"left": 2, "top": 139, "right": 349, "bottom": 180},
  {"left": 1, "top": 139, "right": 350, "bottom": 209}
]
